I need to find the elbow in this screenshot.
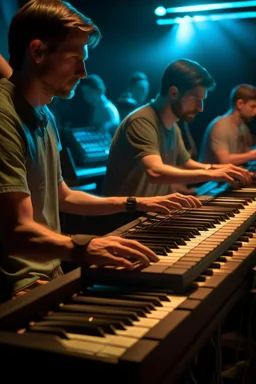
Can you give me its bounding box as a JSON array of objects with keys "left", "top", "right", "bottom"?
[
  {"left": 215, "top": 155, "right": 229, "bottom": 164},
  {"left": 146, "top": 168, "right": 163, "bottom": 184}
]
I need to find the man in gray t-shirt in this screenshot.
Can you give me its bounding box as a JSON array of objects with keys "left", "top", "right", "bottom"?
[
  {"left": 104, "top": 60, "right": 251, "bottom": 198},
  {"left": 199, "top": 84, "right": 256, "bottom": 166}
]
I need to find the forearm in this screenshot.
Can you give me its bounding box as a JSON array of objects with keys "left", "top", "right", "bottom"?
[
  {"left": 147, "top": 163, "right": 210, "bottom": 184},
  {"left": 220, "top": 151, "right": 256, "bottom": 165},
  {"left": 8, "top": 220, "right": 95, "bottom": 263},
  {"left": 182, "top": 159, "right": 209, "bottom": 170},
  {"left": 60, "top": 190, "right": 127, "bottom": 215}
]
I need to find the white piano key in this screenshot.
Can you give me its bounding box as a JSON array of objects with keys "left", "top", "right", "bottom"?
[
  {"left": 146, "top": 310, "right": 171, "bottom": 319},
  {"left": 134, "top": 318, "right": 159, "bottom": 327},
  {"left": 59, "top": 338, "right": 103, "bottom": 355},
  {"left": 67, "top": 333, "right": 139, "bottom": 348},
  {"left": 97, "top": 345, "right": 127, "bottom": 358},
  {"left": 166, "top": 296, "right": 188, "bottom": 307},
  {"left": 116, "top": 326, "right": 149, "bottom": 338}
]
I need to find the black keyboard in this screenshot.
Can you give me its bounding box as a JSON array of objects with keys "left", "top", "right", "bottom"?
[
  {"left": 82, "top": 184, "right": 256, "bottom": 292},
  {"left": 67, "top": 128, "right": 112, "bottom": 167}
]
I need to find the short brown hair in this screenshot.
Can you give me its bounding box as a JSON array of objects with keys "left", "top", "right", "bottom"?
[
  {"left": 160, "top": 59, "right": 216, "bottom": 96},
  {"left": 230, "top": 84, "right": 256, "bottom": 108},
  {"left": 9, "top": 0, "right": 102, "bottom": 70}
]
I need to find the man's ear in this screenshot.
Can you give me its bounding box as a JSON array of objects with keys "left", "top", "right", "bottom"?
[
  {"left": 30, "top": 39, "right": 47, "bottom": 63},
  {"left": 236, "top": 99, "right": 244, "bottom": 110},
  {"left": 168, "top": 86, "right": 179, "bottom": 100}
]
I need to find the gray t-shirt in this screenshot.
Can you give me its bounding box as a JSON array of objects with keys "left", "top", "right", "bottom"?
[
  {"left": 0, "top": 78, "right": 64, "bottom": 296},
  {"left": 199, "top": 113, "right": 252, "bottom": 164},
  {"left": 104, "top": 103, "right": 190, "bottom": 197}
]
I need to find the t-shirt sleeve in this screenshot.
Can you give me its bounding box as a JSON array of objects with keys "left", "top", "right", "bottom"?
[
  {"left": 175, "top": 123, "right": 191, "bottom": 165},
  {"left": 125, "top": 118, "right": 160, "bottom": 159},
  {"left": 46, "top": 107, "right": 64, "bottom": 186},
  {"left": 0, "top": 112, "right": 30, "bottom": 194},
  {"left": 210, "top": 120, "right": 229, "bottom": 152}
]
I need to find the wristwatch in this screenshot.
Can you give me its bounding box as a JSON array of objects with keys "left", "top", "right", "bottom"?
[
  {"left": 126, "top": 196, "right": 137, "bottom": 212},
  {"left": 204, "top": 164, "right": 213, "bottom": 170},
  {"left": 70, "top": 234, "right": 97, "bottom": 264}
]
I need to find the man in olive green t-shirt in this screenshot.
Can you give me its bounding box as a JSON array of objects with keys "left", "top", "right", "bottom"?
[
  {"left": 104, "top": 103, "right": 190, "bottom": 197},
  {"left": 104, "top": 59, "right": 251, "bottom": 198},
  {"left": 1, "top": 2, "right": 207, "bottom": 300}
]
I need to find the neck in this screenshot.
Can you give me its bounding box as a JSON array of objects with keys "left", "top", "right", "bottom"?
[
  {"left": 151, "top": 94, "right": 179, "bottom": 128},
  {"left": 9, "top": 70, "right": 51, "bottom": 110},
  {"left": 228, "top": 109, "right": 243, "bottom": 126}
]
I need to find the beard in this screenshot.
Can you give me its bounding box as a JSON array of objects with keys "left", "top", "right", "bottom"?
[
  {"left": 171, "top": 99, "right": 198, "bottom": 122},
  {"left": 240, "top": 114, "right": 254, "bottom": 124},
  {"left": 47, "top": 80, "right": 80, "bottom": 99},
  {"left": 37, "top": 65, "right": 80, "bottom": 100}
]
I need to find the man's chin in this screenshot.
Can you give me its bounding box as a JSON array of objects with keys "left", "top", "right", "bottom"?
[
  {"left": 183, "top": 114, "right": 196, "bottom": 122},
  {"left": 56, "top": 89, "right": 76, "bottom": 100}
]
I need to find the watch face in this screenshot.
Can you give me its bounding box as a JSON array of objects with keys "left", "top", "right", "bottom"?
[{"left": 126, "top": 197, "right": 137, "bottom": 211}]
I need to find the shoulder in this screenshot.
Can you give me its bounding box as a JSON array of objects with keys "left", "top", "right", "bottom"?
[
  {"left": 206, "top": 115, "right": 228, "bottom": 132},
  {"left": 125, "top": 104, "right": 158, "bottom": 128},
  {"left": 44, "top": 106, "right": 62, "bottom": 149}
]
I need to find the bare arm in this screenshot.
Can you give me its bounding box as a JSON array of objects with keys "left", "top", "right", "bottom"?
[
  {"left": 58, "top": 181, "right": 202, "bottom": 214},
  {"left": 214, "top": 148, "right": 256, "bottom": 166},
  {"left": 141, "top": 154, "right": 251, "bottom": 185},
  {"left": 0, "top": 192, "right": 77, "bottom": 263},
  {"left": 0, "top": 54, "right": 12, "bottom": 79},
  {"left": 182, "top": 158, "right": 211, "bottom": 170},
  {"left": 0, "top": 191, "right": 159, "bottom": 270}
]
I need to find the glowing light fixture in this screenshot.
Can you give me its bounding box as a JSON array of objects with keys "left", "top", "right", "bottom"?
[
  {"left": 155, "top": 1, "right": 256, "bottom": 16},
  {"left": 155, "top": 6, "right": 167, "bottom": 16},
  {"left": 155, "top": 1, "right": 256, "bottom": 25},
  {"left": 156, "top": 11, "right": 256, "bottom": 24}
]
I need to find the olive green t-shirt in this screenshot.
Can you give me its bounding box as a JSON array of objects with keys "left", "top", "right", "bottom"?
[
  {"left": 104, "top": 103, "right": 191, "bottom": 197},
  {"left": 0, "top": 78, "right": 64, "bottom": 297}
]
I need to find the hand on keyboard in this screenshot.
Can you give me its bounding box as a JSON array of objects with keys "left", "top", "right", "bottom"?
[
  {"left": 209, "top": 166, "right": 253, "bottom": 187},
  {"left": 211, "top": 163, "right": 253, "bottom": 185},
  {"left": 136, "top": 192, "right": 202, "bottom": 214},
  {"left": 84, "top": 236, "right": 159, "bottom": 270}
]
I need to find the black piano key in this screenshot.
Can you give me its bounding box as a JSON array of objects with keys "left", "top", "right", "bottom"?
[
  {"left": 139, "top": 226, "right": 197, "bottom": 238},
  {"left": 58, "top": 303, "right": 140, "bottom": 320},
  {"left": 46, "top": 310, "right": 134, "bottom": 326},
  {"left": 229, "top": 244, "right": 239, "bottom": 251},
  {"left": 125, "top": 237, "right": 180, "bottom": 249},
  {"left": 87, "top": 285, "right": 171, "bottom": 302},
  {"left": 137, "top": 245, "right": 168, "bottom": 255},
  {"left": 209, "top": 262, "right": 221, "bottom": 269},
  {"left": 243, "top": 232, "right": 253, "bottom": 238},
  {"left": 179, "top": 214, "right": 221, "bottom": 224},
  {"left": 216, "top": 256, "right": 227, "bottom": 262},
  {"left": 223, "top": 250, "right": 233, "bottom": 256},
  {"left": 157, "top": 226, "right": 200, "bottom": 235},
  {"left": 194, "top": 275, "right": 206, "bottom": 282},
  {"left": 238, "top": 236, "right": 250, "bottom": 242},
  {"left": 79, "top": 290, "right": 163, "bottom": 307},
  {"left": 42, "top": 314, "right": 127, "bottom": 331},
  {"left": 26, "top": 325, "right": 69, "bottom": 338},
  {"left": 71, "top": 295, "right": 155, "bottom": 313},
  {"left": 126, "top": 234, "right": 186, "bottom": 246},
  {"left": 201, "top": 270, "right": 214, "bottom": 276},
  {"left": 137, "top": 231, "right": 192, "bottom": 242},
  {"left": 29, "top": 320, "right": 107, "bottom": 336}
]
